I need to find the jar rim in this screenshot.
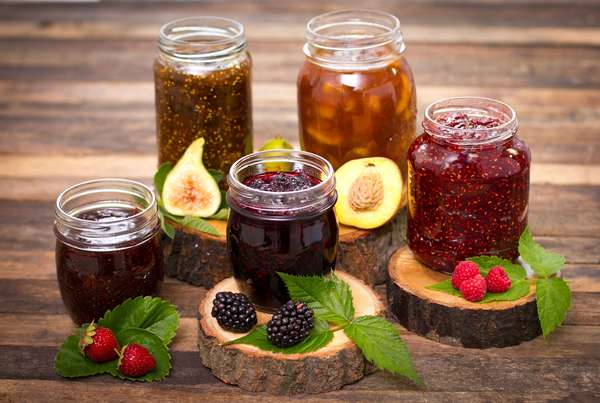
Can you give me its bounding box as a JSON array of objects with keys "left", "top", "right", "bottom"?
[{"left": 423, "top": 96, "right": 519, "bottom": 146}]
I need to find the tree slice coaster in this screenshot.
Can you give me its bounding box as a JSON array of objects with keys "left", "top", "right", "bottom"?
[
  {"left": 163, "top": 211, "right": 406, "bottom": 288},
  {"left": 387, "top": 247, "right": 542, "bottom": 349},
  {"left": 197, "top": 271, "right": 384, "bottom": 394}
]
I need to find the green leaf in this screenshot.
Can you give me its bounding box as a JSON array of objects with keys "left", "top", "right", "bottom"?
[
  {"left": 110, "top": 328, "right": 171, "bottom": 382},
  {"left": 536, "top": 277, "right": 571, "bottom": 337},
  {"left": 98, "top": 296, "right": 180, "bottom": 346},
  {"left": 158, "top": 209, "right": 175, "bottom": 239},
  {"left": 426, "top": 279, "right": 461, "bottom": 297},
  {"left": 228, "top": 318, "right": 333, "bottom": 354},
  {"left": 55, "top": 326, "right": 115, "bottom": 378},
  {"left": 208, "top": 168, "right": 225, "bottom": 184},
  {"left": 479, "top": 280, "right": 530, "bottom": 303},
  {"left": 467, "top": 255, "right": 526, "bottom": 281},
  {"left": 153, "top": 163, "right": 173, "bottom": 196},
  {"left": 179, "top": 216, "right": 221, "bottom": 236},
  {"left": 209, "top": 207, "right": 229, "bottom": 221},
  {"left": 519, "top": 226, "right": 565, "bottom": 278},
  {"left": 344, "top": 316, "right": 421, "bottom": 385},
  {"left": 278, "top": 272, "right": 354, "bottom": 326}
]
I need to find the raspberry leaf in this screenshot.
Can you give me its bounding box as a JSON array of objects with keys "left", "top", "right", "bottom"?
[
  {"left": 426, "top": 279, "right": 461, "bottom": 296},
  {"left": 98, "top": 296, "right": 180, "bottom": 346},
  {"left": 519, "top": 226, "right": 565, "bottom": 278},
  {"left": 467, "top": 255, "right": 526, "bottom": 281},
  {"left": 110, "top": 328, "right": 171, "bottom": 382},
  {"left": 536, "top": 277, "right": 571, "bottom": 337},
  {"left": 479, "top": 280, "right": 531, "bottom": 303},
  {"left": 228, "top": 318, "right": 333, "bottom": 354},
  {"left": 344, "top": 315, "right": 421, "bottom": 385},
  {"left": 55, "top": 326, "right": 116, "bottom": 378},
  {"left": 278, "top": 272, "right": 354, "bottom": 325}
]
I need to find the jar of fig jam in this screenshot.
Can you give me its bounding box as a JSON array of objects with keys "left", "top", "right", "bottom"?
[
  {"left": 407, "top": 97, "right": 531, "bottom": 273},
  {"left": 298, "top": 10, "right": 416, "bottom": 186},
  {"left": 227, "top": 150, "right": 338, "bottom": 311},
  {"left": 54, "top": 179, "right": 164, "bottom": 325},
  {"left": 155, "top": 17, "right": 252, "bottom": 174}
]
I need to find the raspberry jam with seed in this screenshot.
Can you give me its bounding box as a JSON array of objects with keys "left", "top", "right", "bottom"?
[
  {"left": 227, "top": 150, "right": 338, "bottom": 311},
  {"left": 407, "top": 97, "right": 530, "bottom": 273}
]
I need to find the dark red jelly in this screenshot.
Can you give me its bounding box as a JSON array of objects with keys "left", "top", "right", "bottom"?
[
  {"left": 227, "top": 151, "right": 338, "bottom": 311},
  {"left": 407, "top": 98, "right": 530, "bottom": 273}
]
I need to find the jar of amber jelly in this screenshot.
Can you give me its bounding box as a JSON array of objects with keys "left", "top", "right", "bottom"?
[
  {"left": 54, "top": 179, "right": 164, "bottom": 325},
  {"left": 298, "top": 10, "right": 416, "bottom": 185},
  {"left": 155, "top": 17, "right": 253, "bottom": 174},
  {"left": 227, "top": 150, "right": 338, "bottom": 311},
  {"left": 407, "top": 97, "right": 531, "bottom": 273}
]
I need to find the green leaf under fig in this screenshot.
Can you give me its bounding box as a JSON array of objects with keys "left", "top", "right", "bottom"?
[
  {"left": 519, "top": 226, "right": 565, "bottom": 278},
  {"left": 467, "top": 255, "right": 526, "bottom": 281},
  {"left": 209, "top": 207, "right": 229, "bottom": 221},
  {"left": 278, "top": 272, "right": 354, "bottom": 326},
  {"left": 208, "top": 168, "right": 225, "bottom": 184},
  {"left": 55, "top": 326, "right": 115, "bottom": 378},
  {"left": 228, "top": 318, "right": 333, "bottom": 354},
  {"left": 344, "top": 315, "right": 421, "bottom": 385},
  {"left": 178, "top": 216, "right": 221, "bottom": 236},
  {"left": 158, "top": 209, "right": 175, "bottom": 239},
  {"left": 110, "top": 328, "right": 171, "bottom": 382},
  {"left": 154, "top": 163, "right": 173, "bottom": 197},
  {"left": 98, "top": 296, "right": 180, "bottom": 346},
  {"left": 536, "top": 277, "right": 571, "bottom": 337}
]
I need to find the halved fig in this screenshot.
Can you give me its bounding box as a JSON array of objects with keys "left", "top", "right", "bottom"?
[
  {"left": 162, "top": 138, "right": 221, "bottom": 217},
  {"left": 335, "top": 157, "right": 402, "bottom": 229}
]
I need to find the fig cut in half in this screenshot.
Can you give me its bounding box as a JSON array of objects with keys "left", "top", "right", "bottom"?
[
  {"left": 162, "top": 138, "right": 221, "bottom": 217},
  {"left": 335, "top": 157, "right": 402, "bottom": 229}
]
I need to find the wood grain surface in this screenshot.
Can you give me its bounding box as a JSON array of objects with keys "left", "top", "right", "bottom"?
[{"left": 1, "top": 1, "right": 599, "bottom": 401}]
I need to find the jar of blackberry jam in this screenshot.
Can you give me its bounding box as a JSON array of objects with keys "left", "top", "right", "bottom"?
[
  {"left": 407, "top": 97, "right": 530, "bottom": 273},
  {"left": 54, "top": 179, "right": 164, "bottom": 324},
  {"left": 227, "top": 150, "right": 338, "bottom": 311}
]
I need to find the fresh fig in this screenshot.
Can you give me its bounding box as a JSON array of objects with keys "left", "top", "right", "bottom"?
[
  {"left": 259, "top": 136, "right": 294, "bottom": 172},
  {"left": 162, "top": 138, "right": 221, "bottom": 217},
  {"left": 335, "top": 157, "right": 402, "bottom": 229}
]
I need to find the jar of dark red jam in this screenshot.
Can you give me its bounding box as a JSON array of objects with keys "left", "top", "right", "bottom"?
[
  {"left": 407, "top": 97, "right": 531, "bottom": 273},
  {"left": 54, "top": 179, "right": 164, "bottom": 325},
  {"left": 227, "top": 150, "right": 338, "bottom": 311}
]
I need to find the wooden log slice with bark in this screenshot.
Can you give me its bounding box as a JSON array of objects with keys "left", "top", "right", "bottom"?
[
  {"left": 163, "top": 211, "right": 407, "bottom": 288},
  {"left": 387, "top": 247, "right": 542, "bottom": 349},
  {"left": 197, "top": 271, "right": 384, "bottom": 394}
]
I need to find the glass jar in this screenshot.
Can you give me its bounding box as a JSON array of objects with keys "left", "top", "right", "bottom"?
[
  {"left": 155, "top": 17, "right": 253, "bottom": 174},
  {"left": 54, "top": 179, "right": 164, "bottom": 325},
  {"left": 407, "top": 97, "right": 531, "bottom": 273},
  {"left": 297, "top": 10, "right": 416, "bottom": 186},
  {"left": 227, "top": 150, "right": 338, "bottom": 311}
]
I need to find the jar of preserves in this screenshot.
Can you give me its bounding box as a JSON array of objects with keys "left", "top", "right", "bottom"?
[
  {"left": 155, "top": 17, "right": 253, "bottom": 174},
  {"left": 297, "top": 10, "right": 416, "bottom": 186},
  {"left": 54, "top": 179, "right": 164, "bottom": 324},
  {"left": 226, "top": 150, "right": 338, "bottom": 311},
  {"left": 407, "top": 97, "right": 531, "bottom": 273}
]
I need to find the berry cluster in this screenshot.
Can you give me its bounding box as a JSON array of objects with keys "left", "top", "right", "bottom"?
[
  {"left": 451, "top": 261, "right": 512, "bottom": 302},
  {"left": 211, "top": 292, "right": 258, "bottom": 332}
]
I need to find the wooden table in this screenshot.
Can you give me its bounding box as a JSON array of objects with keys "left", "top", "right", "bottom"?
[{"left": 1, "top": 1, "right": 599, "bottom": 401}]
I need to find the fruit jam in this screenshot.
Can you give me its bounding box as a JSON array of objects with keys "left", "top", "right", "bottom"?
[
  {"left": 54, "top": 180, "right": 164, "bottom": 324},
  {"left": 227, "top": 151, "right": 338, "bottom": 311},
  {"left": 407, "top": 97, "right": 530, "bottom": 273}
]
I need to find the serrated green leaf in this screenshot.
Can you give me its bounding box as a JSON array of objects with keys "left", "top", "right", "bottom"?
[
  {"left": 209, "top": 207, "right": 229, "bottom": 221},
  {"left": 208, "top": 168, "right": 225, "bottom": 184},
  {"left": 154, "top": 163, "right": 173, "bottom": 196},
  {"left": 344, "top": 315, "right": 421, "bottom": 385},
  {"left": 536, "top": 277, "right": 571, "bottom": 337},
  {"left": 228, "top": 318, "right": 333, "bottom": 354},
  {"left": 278, "top": 272, "right": 354, "bottom": 326},
  {"left": 479, "top": 280, "right": 531, "bottom": 303},
  {"left": 110, "top": 328, "right": 171, "bottom": 382},
  {"left": 99, "top": 296, "right": 180, "bottom": 346},
  {"left": 519, "top": 226, "right": 565, "bottom": 278},
  {"left": 467, "top": 255, "right": 526, "bottom": 281},
  {"left": 426, "top": 279, "right": 461, "bottom": 297},
  {"left": 179, "top": 216, "right": 221, "bottom": 236},
  {"left": 55, "top": 326, "right": 115, "bottom": 378}
]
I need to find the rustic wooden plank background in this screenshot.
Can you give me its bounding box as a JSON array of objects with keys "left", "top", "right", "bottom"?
[{"left": 1, "top": 1, "right": 599, "bottom": 401}]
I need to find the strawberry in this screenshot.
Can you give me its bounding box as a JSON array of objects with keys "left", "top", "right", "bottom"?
[
  {"left": 118, "top": 343, "right": 156, "bottom": 377},
  {"left": 459, "top": 274, "right": 487, "bottom": 302},
  {"left": 486, "top": 266, "right": 512, "bottom": 293},
  {"left": 451, "top": 261, "right": 480, "bottom": 289},
  {"left": 78, "top": 322, "right": 119, "bottom": 363}
]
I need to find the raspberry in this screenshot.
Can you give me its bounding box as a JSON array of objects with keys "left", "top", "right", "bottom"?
[
  {"left": 486, "top": 266, "right": 512, "bottom": 293},
  {"left": 451, "top": 261, "right": 480, "bottom": 289},
  {"left": 459, "top": 274, "right": 487, "bottom": 302}
]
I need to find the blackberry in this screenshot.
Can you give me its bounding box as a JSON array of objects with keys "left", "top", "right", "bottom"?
[
  {"left": 211, "top": 292, "right": 257, "bottom": 332},
  {"left": 266, "top": 301, "right": 314, "bottom": 347}
]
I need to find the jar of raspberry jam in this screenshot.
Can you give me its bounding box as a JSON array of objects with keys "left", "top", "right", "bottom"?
[
  {"left": 407, "top": 97, "right": 530, "bottom": 273},
  {"left": 227, "top": 150, "right": 338, "bottom": 311},
  {"left": 54, "top": 179, "right": 164, "bottom": 324}
]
